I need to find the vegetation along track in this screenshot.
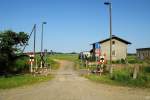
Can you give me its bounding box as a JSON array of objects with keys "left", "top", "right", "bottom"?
[{"left": 0, "top": 60, "right": 150, "bottom": 100}]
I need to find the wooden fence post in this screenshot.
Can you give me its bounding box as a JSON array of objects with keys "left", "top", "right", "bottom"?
[{"left": 133, "top": 64, "right": 139, "bottom": 79}]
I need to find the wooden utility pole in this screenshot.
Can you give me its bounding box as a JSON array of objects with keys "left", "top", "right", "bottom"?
[{"left": 104, "top": 1, "right": 113, "bottom": 76}]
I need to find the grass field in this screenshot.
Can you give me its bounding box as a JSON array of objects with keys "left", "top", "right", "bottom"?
[
  {"left": 84, "top": 65, "right": 150, "bottom": 88},
  {"left": 48, "top": 53, "right": 82, "bottom": 70},
  {"left": 49, "top": 54, "right": 78, "bottom": 61},
  {"left": 75, "top": 54, "right": 150, "bottom": 88},
  {"left": 0, "top": 74, "right": 53, "bottom": 89},
  {"left": 0, "top": 54, "right": 60, "bottom": 89},
  {"left": 47, "top": 57, "right": 60, "bottom": 70},
  {"left": 85, "top": 73, "right": 150, "bottom": 88}
]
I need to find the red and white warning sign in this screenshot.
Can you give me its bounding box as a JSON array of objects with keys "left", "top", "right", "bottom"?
[
  {"left": 29, "top": 54, "right": 34, "bottom": 62},
  {"left": 29, "top": 54, "right": 35, "bottom": 73},
  {"left": 100, "top": 56, "right": 105, "bottom": 63},
  {"left": 97, "top": 53, "right": 107, "bottom": 64}
]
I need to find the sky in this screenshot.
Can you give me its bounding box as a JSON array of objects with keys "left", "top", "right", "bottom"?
[{"left": 0, "top": 0, "right": 150, "bottom": 53}]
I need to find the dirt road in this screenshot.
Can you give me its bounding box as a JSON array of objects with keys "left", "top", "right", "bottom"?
[{"left": 0, "top": 60, "right": 150, "bottom": 100}]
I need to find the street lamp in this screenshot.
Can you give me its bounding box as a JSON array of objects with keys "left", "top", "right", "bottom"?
[
  {"left": 40, "top": 22, "right": 47, "bottom": 68},
  {"left": 104, "top": 1, "right": 113, "bottom": 75}
]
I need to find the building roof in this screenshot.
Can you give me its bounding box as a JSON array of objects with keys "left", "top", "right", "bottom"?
[
  {"left": 98, "top": 35, "right": 131, "bottom": 44},
  {"left": 91, "top": 35, "right": 131, "bottom": 45},
  {"left": 136, "top": 48, "right": 150, "bottom": 51}
]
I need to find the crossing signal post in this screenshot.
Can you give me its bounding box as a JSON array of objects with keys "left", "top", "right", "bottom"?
[
  {"left": 97, "top": 54, "right": 106, "bottom": 75},
  {"left": 100, "top": 56, "right": 105, "bottom": 64},
  {"left": 29, "top": 54, "right": 34, "bottom": 73}
]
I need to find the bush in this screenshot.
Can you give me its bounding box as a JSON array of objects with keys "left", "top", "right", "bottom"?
[
  {"left": 111, "top": 68, "right": 150, "bottom": 87},
  {"left": 128, "top": 73, "right": 150, "bottom": 87},
  {"left": 121, "top": 59, "right": 126, "bottom": 64},
  {"left": 0, "top": 30, "right": 29, "bottom": 74},
  {"left": 12, "top": 56, "right": 29, "bottom": 73},
  {"left": 116, "top": 60, "right": 121, "bottom": 64},
  {"left": 143, "top": 66, "right": 150, "bottom": 73},
  {"left": 128, "top": 59, "right": 137, "bottom": 64},
  {"left": 85, "top": 65, "right": 150, "bottom": 87},
  {"left": 127, "top": 57, "right": 143, "bottom": 64},
  {"left": 111, "top": 70, "right": 131, "bottom": 82},
  {"left": 112, "top": 59, "right": 126, "bottom": 64}
]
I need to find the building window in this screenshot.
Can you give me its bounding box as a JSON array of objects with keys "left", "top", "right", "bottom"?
[
  {"left": 112, "top": 41, "right": 115, "bottom": 45},
  {"left": 112, "top": 50, "right": 116, "bottom": 56},
  {"left": 112, "top": 41, "right": 115, "bottom": 56}
]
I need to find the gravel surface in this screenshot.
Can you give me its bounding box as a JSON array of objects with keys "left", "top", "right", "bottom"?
[{"left": 0, "top": 60, "right": 150, "bottom": 100}]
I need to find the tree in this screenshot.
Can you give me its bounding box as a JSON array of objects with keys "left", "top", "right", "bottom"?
[{"left": 0, "top": 30, "right": 29, "bottom": 73}]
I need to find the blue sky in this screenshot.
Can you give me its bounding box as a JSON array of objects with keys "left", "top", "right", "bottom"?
[{"left": 0, "top": 0, "right": 150, "bottom": 53}]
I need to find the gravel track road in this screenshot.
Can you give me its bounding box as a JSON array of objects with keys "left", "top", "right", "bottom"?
[{"left": 0, "top": 60, "right": 150, "bottom": 100}]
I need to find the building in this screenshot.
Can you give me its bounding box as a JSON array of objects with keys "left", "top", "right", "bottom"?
[
  {"left": 136, "top": 48, "right": 150, "bottom": 60},
  {"left": 91, "top": 35, "right": 131, "bottom": 61}
]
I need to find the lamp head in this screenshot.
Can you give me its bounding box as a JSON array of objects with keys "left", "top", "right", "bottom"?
[
  {"left": 104, "top": 2, "right": 111, "bottom": 5},
  {"left": 43, "top": 22, "right": 47, "bottom": 24}
]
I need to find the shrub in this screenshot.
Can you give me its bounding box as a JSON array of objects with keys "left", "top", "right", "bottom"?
[
  {"left": 121, "top": 59, "right": 126, "bottom": 64},
  {"left": 143, "top": 66, "right": 150, "bottom": 73},
  {"left": 13, "top": 56, "right": 29, "bottom": 73},
  {"left": 111, "top": 68, "right": 150, "bottom": 87},
  {"left": 111, "top": 70, "right": 131, "bottom": 82},
  {"left": 116, "top": 60, "right": 121, "bottom": 64},
  {"left": 129, "top": 73, "right": 150, "bottom": 87},
  {"left": 127, "top": 58, "right": 143, "bottom": 64},
  {"left": 128, "top": 59, "right": 137, "bottom": 64},
  {"left": 0, "top": 30, "right": 29, "bottom": 73},
  {"left": 112, "top": 59, "right": 126, "bottom": 64}
]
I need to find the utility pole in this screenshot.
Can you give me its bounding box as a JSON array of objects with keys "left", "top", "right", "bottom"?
[
  {"left": 40, "top": 22, "right": 47, "bottom": 68},
  {"left": 33, "top": 24, "right": 38, "bottom": 70},
  {"left": 33, "top": 24, "right": 36, "bottom": 56},
  {"left": 104, "top": 1, "right": 113, "bottom": 76}
]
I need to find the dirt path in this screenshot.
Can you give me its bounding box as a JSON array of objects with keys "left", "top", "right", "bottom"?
[{"left": 0, "top": 60, "right": 150, "bottom": 100}]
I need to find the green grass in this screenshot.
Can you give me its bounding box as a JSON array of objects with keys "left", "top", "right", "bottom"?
[
  {"left": 13, "top": 56, "right": 29, "bottom": 72},
  {"left": 85, "top": 68, "right": 150, "bottom": 88},
  {"left": 127, "top": 55, "right": 143, "bottom": 64},
  {"left": 47, "top": 57, "right": 60, "bottom": 70},
  {"left": 49, "top": 54, "right": 78, "bottom": 61},
  {"left": 0, "top": 54, "right": 62, "bottom": 89},
  {"left": 127, "top": 55, "right": 137, "bottom": 61},
  {"left": 49, "top": 54, "right": 80, "bottom": 70},
  {"left": 0, "top": 74, "right": 53, "bottom": 89},
  {"left": 85, "top": 74, "right": 115, "bottom": 84},
  {"left": 47, "top": 53, "right": 79, "bottom": 70}
]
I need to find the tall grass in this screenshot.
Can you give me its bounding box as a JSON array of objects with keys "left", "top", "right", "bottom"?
[
  {"left": 85, "top": 66, "right": 150, "bottom": 88},
  {"left": 47, "top": 57, "right": 60, "bottom": 70},
  {"left": 0, "top": 74, "right": 53, "bottom": 89}
]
